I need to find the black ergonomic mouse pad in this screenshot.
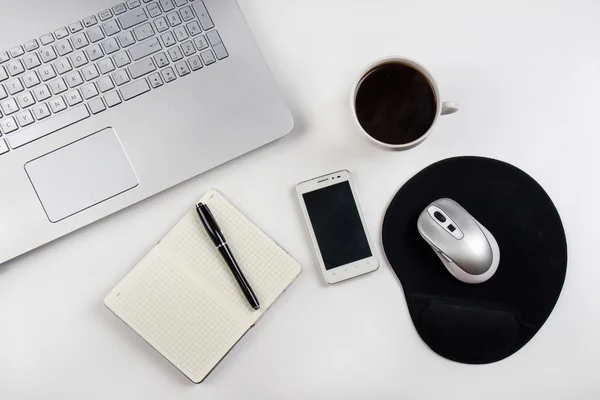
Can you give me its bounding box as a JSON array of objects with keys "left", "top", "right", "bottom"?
[{"left": 382, "top": 156, "right": 567, "bottom": 364}]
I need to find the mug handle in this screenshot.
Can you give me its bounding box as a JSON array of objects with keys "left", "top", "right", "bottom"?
[{"left": 441, "top": 101, "right": 459, "bottom": 115}]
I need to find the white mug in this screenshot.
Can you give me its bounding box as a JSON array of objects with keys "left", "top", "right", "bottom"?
[{"left": 351, "top": 57, "right": 459, "bottom": 150}]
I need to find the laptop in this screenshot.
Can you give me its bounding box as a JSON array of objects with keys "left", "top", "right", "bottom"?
[{"left": 0, "top": 0, "right": 294, "bottom": 264}]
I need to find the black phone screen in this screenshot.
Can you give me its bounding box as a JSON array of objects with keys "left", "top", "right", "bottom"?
[{"left": 303, "top": 181, "right": 372, "bottom": 270}]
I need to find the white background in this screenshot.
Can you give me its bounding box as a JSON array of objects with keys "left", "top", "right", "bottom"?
[{"left": 2, "top": 0, "right": 600, "bottom": 398}]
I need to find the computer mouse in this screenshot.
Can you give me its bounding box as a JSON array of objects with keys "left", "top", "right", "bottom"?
[{"left": 417, "top": 198, "right": 500, "bottom": 284}]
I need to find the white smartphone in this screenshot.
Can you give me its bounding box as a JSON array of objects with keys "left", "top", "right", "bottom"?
[{"left": 296, "top": 170, "right": 379, "bottom": 284}]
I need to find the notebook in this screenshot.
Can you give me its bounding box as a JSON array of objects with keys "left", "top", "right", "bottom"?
[{"left": 105, "top": 189, "right": 302, "bottom": 383}]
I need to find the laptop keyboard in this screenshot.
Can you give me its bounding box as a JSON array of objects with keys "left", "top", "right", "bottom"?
[{"left": 0, "top": 0, "right": 228, "bottom": 154}]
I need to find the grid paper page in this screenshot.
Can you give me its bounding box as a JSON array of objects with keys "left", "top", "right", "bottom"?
[
  {"left": 172, "top": 192, "right": 297, "bottom": 312},
  {"left": 112, "top": 257, "right": 242, "bottom": 382}
]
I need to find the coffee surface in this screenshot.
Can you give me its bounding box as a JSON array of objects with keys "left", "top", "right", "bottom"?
[{"left": 355, "top": 63, "right": 437, "bottom": 145}]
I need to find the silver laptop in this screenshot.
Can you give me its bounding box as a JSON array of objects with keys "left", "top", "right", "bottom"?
[{"left": 0, "top": 0, "right": 294, "bottom": 264}]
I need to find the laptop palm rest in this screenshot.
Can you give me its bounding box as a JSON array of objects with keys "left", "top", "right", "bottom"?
[{"left": 25, "top": 128, "right": 139, "bottom": 223}]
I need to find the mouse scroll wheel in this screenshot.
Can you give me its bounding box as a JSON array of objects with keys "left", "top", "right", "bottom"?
[{"left": 434, "top": 211, "right": 446, "bottom": 223}]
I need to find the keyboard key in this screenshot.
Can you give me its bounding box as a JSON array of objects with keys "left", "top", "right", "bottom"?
[
  {"left": 32, "top": 104, "right": 50, "bottom": 120},
  {"left": 33, "top": 84, "right": 52, "bottom": 101},
  {"left": 167, "top": 46, "right": 183, "bottom": 62},
  {"left": 71, "top": 33, "right": 89, "bottom": 49},
  {"left": 192, "top": 1, "right": 214, "bottom": 31},
  {"left": 54, "top": 59, "right": 73, "bottom": 75},
  {"left": 104, "top": 91, "right": 122, "bottom": 107},
  {"left": 102, "top": 20, "right": 121, "bottom": 36},
  {"left": 188, "top": 55, "right": 202, "bottom": 71},
  {"left": 159, "top": 0, "right": 175, "bottom": 12},
  {"left": 98, "top": 57, "right": 117, "bottom": 73},
  {"left": 16, "top": 91, "right": 35, "bottom": 108},
  {"left": 147, "top": 2, "right": 162, "bottom": 17},
  {"left": 161, "top": 66, "right": 176, "bottom": 82},
  {"left": 81, "top": 83, "right": 99, "bottom": 99},
  {"left": 68, "top": 21, "right": 84, "bottom": 33},
  {"left": 154, "top": 16, "right": 169, "bottom": 32},
  {"left": 186, "top": 21, "right": 201, "bottom": 36},
  {"left": 81, "top": 64, "right": 100, "bottom": 81},
  {"left": 65, "top": 71, "right": 84, "bottom": 88},
  {"left": 16, "top": 110, "right": 35, "bottom": 127},
  {"left": 206, "top": 30, "right": 221, "bottom": 46},
  {"left": 113, "top": 51, "right": 131, "bottom": 68},
  {"left": 7, "top": 104, "right": 90, "bottom": 149},
  {"left": 127, "top": 0, "right": 142, "bottom": 9},
  {"left": 120, "top": 79, "right": 150, "bottom": 100},
  {"left": 133, "top": 23, "right": 155, "bottom": 41},
  {"left": 6, "top": 78, "right": 24, "bottom": 95},
  {"left": 180, "top": 6, "right": 194, "bottom": 21},
  {"left": 102, "top": 38, "right": 120, "bottom": 55},
  {"left": 39, "top": 65, "right": 57, "bottom": 82},
  {"left": 0, "top": 85, "right": 7, "bottom": 100},
  {"left": 25, "top": 40, "right": 40, "bottom": 52},
  {"left": 1, "top": 98, "right": 19, "bottom": 115},
  {"left": 113, "top": 3, "right": 128, "bottom": 15},
  {"left": 154, "top": 52, "right": 169, "bottom": 67},
  {"left": 118, "top": 31, "right": 136, "bottom": 48},
  {"left": 112, "top": 69, "right": 131, "bottom": 86},
  {"left": 97, "top": 76, "right": 115, "bottom": 92},
  {"left": 86, "top": 44, "right": 104, "bottom": 61},
  {"left": 0, "top": 117, "right": 17, "bottom": 134},
  {"left": 0, "top": 66, "right": 9, "bottom": 82},
  {"left": 174, "top": 26, "right": 188, "bottom": 42},
  {"left": 54, "top": 27, "right": 69, "bottom": 40},
  {"left": 33, "top": 103, "right": 51, "bottom": 120},
  {"left": 0, "top": 52, "right": 10, "bottom": 64},
  {"left": 167, "top": 11, "right": 182, "bottom": 26},
  {"left": 87, "top": 26, "right": 105, "bottom": 43},
  {"left": 99, "top": 9, "right": 113, "bottom": 21},
  {"left": 55, "top": 39, "right": 74, "bottom": 56},
  {"left": 65, "top": 89, "right": 83, "bottom": 106},
  {"left": 0, "top": 139, "right": 9, "bottom": 154},
  {"left": 70, "top": 51, "right": 88, "bottom": 68},
  {"left": 23, "top": 53, "right": 42, "bottom": 70},
  {"left": 161, "top": 31, "right": 176, "bottom": 47},
  {"left": 213, "top": 43, "right": 228, "bottom": 60},
  {"left": 129, "top": 37, "right": 162, "bottom": 60},
  {"left": 83, "top": 15, "right": 98, "bottom": 27},
  {"left": 174, "top": 0, "right": 187, "bottom": 6},
  {"left": 40, "top": 34, "right": 55, "bottom": 45},
  {"left": 39, "top": 47, "right": 58, "bottom": 63},
  {"left": 200, "top": 50, "right": 215, "bottom": 65},
  {"left": 119, "top": 8, "right": 148, "bottom": 30},
  {"left": 88, "top": 97, "right": 106, "bottom": 114},
  {"left": 22, "top": 71, "right": 40, "bottom": 88},
  {"left": 10, "top": 46, "right": 25, "bottom": 58},
  {"left": 49, "top": 78, "right": 68, "bottom": 94},
  {"left": 175, "top": 60, "right": 190, "bottom": 76},
  {"left": 129, "top": 58, "right": 156, "bottom": 79},
  {"left": 148, "top": 72, "right": 163, "bottom": 88},
  {"left": 6, "top": 60, "right": 25, "bottom": 76},
  {"left": 193, "top": 35, "right": 208, "bottom": 51},
  {"left": 49, "top": 96, "right": 67, "bottom": 113}
]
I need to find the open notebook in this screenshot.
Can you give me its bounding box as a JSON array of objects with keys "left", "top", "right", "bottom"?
[{"left": 105, "top": 190, "right": 302, "bottom": 383}]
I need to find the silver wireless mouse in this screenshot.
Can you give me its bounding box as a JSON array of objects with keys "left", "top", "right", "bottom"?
[{"left": 417, "top": 198, "right": 500, "bottom": 284}]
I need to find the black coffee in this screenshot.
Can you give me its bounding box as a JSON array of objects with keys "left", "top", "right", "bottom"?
[{"left": 355, "top": 63, "right": 437, "bottom": 145}]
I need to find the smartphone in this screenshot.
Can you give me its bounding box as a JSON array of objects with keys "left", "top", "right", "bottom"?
[{"left": 296, "top": 170, "right": 379, "bottom": 284}]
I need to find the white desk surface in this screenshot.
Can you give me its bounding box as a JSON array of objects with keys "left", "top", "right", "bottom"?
[{"left": 2, "top": 1, "right": 599, "bottom": 399}]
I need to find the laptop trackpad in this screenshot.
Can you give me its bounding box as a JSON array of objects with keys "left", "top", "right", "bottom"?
[{"left": 25, "top": 128, "right": 138, "bottom": 222}]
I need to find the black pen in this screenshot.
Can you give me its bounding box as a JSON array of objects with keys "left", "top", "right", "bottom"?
[{"left": 196, "top": 203, "right": 260, "bottom": 310}]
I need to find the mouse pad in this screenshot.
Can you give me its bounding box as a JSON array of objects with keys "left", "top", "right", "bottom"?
[{"left": 382, "top": 156, "right": 567, "bottom": 364}]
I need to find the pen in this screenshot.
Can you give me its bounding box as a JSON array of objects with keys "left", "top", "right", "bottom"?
[{"left": 196, "top": 203, "right": 261, "bottom": 310}]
